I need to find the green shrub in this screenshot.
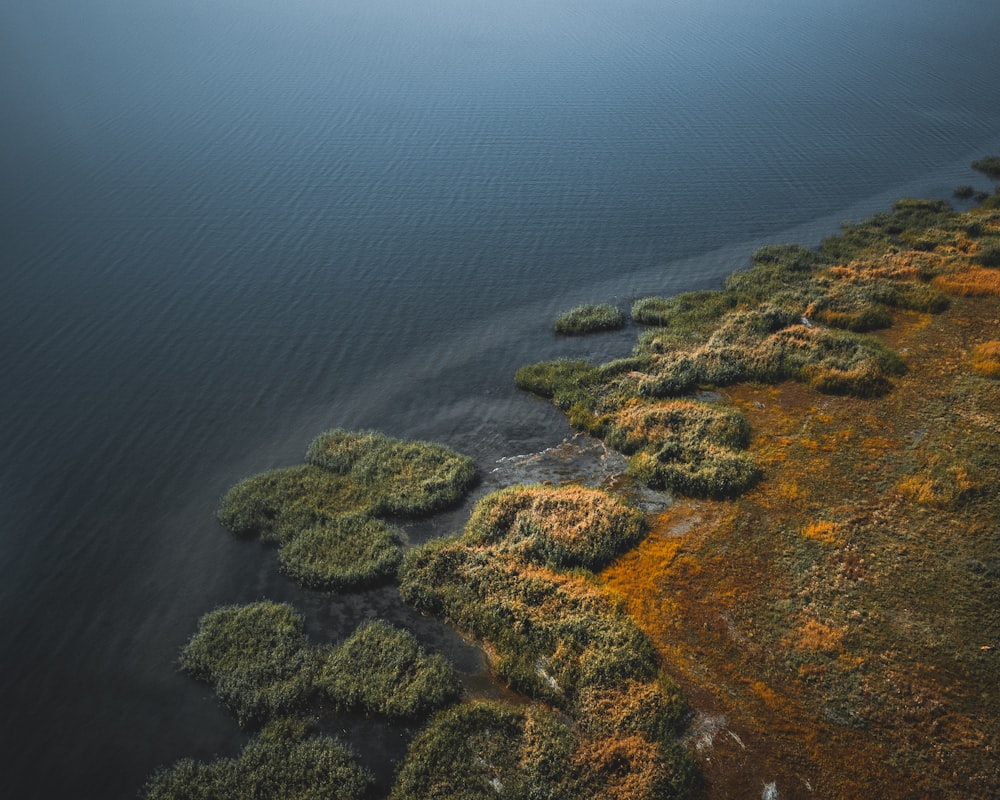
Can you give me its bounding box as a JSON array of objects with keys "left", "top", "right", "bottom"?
[
  {"left": 277, "top": 514, "right": 402, "bottom": 591},
  {"left": 218, "top": 465, "right": 371, "bottom": 544},
  {"left": 391, "top": 701, "right": 577, "bottom": 800},
  {"left": 971, "top": 156, "right": 1000, "bottom": 179},
  {"left": 573, "top": 676, "right": 687, "bottom": 745},
  {"left": 320, "top": 620, "right": 461, "bottom": 718},
  {"left": 463, "top": 485, "right": 647, "bottom": 570},
  {"left": 976, "top": 243, "right": 1000, "bottom": 268},
  {"left": 631, "top": 290, "right": 738, "bottom": 338},
  {"left": 143, "top": 718, "right": 372, "bottom": 800},
  {"left": 514, "top": 359, "right": 601, "bottom": 410},
  {"left": 954, "top": 185, "right": 976, "bottom": 200},
  {"left": 180, "top": 602, "right": 324, "bottom": 727},
  {"left": 306, "top": 429, "right": 477, "bottom": 516},
  {"left": 554, "top": 303, "right": 626, "bottom": 335}
]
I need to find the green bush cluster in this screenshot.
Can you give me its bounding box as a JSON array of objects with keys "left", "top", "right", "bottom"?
[
  {"left": 143, "top": 718, "right": 372, "bottom": 800},
  {"left": 463, "top": 485, "right": 647, "bottom": 570},
  {"left": 218, "top": 430, "right": 476, "bottom": 591},
  {"left": 180, "top": 602, "right": 460, "bottom": 728},
  {"left": 553, "top": 303, "right": 626, "bottom": 335},
  {"left": 392, "top": 701, "right": 695, "bottom": 800}
]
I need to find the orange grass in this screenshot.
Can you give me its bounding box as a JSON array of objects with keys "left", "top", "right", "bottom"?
[
  {"left": 970, "top": 340, "right": 1000, "bottom": 377},
  {"left": 933, "top": 266, "right": 1000, "bottom": 296}
]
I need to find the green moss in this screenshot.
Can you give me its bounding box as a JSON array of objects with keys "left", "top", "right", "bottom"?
[
  {"left": 181, "top": 602, "right": 459, "bottom": 728},
  {"left": 277, "top": 514, "right": 402, "bottom": 591},
  {"left": 554, "top": 303, "right": 626, "bottom": 335},
  {"left": 143, "top": 718, "right": 372, "bottom": 800},
  {"left": 320, "top": 620, "right": 462, "bottom": 718},
  {"left": 463, "top": 485, "right": 647, "bottom": 571}
]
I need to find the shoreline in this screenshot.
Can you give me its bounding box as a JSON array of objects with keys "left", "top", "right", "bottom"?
[{"left": 148, "top": 184, "right": 1000, "bottom": 799}]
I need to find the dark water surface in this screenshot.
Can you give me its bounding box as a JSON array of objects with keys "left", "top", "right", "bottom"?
[{"left": 2, "top": 0, "right": 999, "bottom": 796}]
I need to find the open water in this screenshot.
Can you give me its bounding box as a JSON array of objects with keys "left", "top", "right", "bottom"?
[{"left": 2, "top": 0, "right": 999, "bottom": 796}]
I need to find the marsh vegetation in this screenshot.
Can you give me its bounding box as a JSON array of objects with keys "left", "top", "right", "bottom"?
[
  {"left": 554, "top": 303, "right": 626, "bottom": 335},
  {"left": 218, "top": 430, "right": 476, "bottom": 591}
]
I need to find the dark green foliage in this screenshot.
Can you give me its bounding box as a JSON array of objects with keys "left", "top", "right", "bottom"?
[
  {"left": 400, "top": 539, "right": 658, "bottom": 704},
  {"left": 954, "top": 185, "right": 975, "bottom": 200},
  {"left": 391, "top": 702, "right": 577, "bottom": 800},
  {"left": 553, "top": 303, "right": 626, "bottom": 335},
  {"left": 320, "top": 621, "right": 462, "bottom": 718},
  {"left": 143, "top": 718, "right": 372, "bottom": 800},
  {"left": 463, "top": 485, "right": 647, "bottom": 571},
  {"left": 180, "top": 602, "right": 324, "bottom": 727},
  {"left": 514, "top": 359, "right": 601, "bottom": 410},
  {"left": 278, "top": 514, "right": 402, "bottom": 591},
  {"left": 306, "top": 429, "right": 477, "bottom": 516},
  {"left": 181, "top": 602, "right": 459, "bottom": 727},
  {"left": 971, "top": 156, "right": 1000, "bottom": 179}
]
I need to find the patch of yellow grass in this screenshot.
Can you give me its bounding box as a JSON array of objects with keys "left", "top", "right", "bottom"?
[
  {"left": 802, "top": 520, "right": 841, "bottom": 544},
  {"left": 970, "top": 340, "right": 1000, "bottom": 378},
  {"left": 933, "top": 267, "right": 1000, "bottom": 297}
]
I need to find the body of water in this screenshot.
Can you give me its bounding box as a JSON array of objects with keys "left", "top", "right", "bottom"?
[{"left": 2, "top": 0, "right": 999, "bottom": 796}]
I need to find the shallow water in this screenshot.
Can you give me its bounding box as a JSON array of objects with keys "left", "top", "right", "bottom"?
[{"left": 2, "top": 0, "right": 1000, "bottom": 796}]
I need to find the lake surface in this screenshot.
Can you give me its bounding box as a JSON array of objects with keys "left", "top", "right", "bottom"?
[{"left": 2, "top": 0, "right": 999, "bottom": 796}]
